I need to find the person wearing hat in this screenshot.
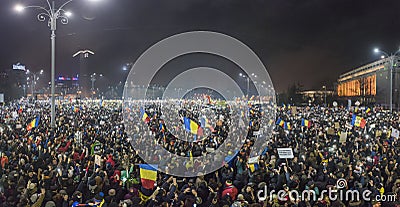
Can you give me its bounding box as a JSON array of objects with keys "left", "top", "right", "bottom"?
[
  {"left": 105, "top": 188, "right": 116, "bottom": 204},
  {"left": 221, "top": 180, "right": 238, "bottom": 201}
]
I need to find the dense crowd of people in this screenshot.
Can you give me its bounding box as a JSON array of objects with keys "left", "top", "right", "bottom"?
[{"left": 0, "top": 97, "right": 399, "bottom": 207}]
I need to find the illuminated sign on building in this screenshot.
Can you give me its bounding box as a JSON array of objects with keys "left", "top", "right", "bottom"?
[
  {"left": 58, "top": 76, "right": 78, "bottom": 81},
  {"left": 12, "top": 63, "right": 26, "bottom": 71}
]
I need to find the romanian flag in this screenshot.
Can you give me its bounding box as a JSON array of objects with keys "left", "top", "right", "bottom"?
[
  {"left": 18, "top": 105, "right": 23, "bottom": 114},
  {"left": 351, "top": 115, "right": 366, "bottom": 128},
  {"left": 159, "top": 123, "right": 165, "bottom": 132},
  {"left": 301, "top": 118, "right": 311, "bottom": 128},
  {"left": 184, "top": 117, "right": 201, "bottom": 135},
  {"left": 72, "top": 106, "right": 79, "bottom": 112},
  {"left": 284, "top": 122, "right": 291, "bottom": 130},
  {"left": 365, "top": 107, "right": 371, "bottom": 113},
  {"left": 248, "top": 156, "right": 259, "bottom": 173},
  {"left": 26, "top": 116, "right": 40, "bottom": 131},
  {"left": 139, "top": 164, "right": 157, "bottom": 190},
  {"left": 140, "top": 107, "right": 150, "bottom": 123},
  {"left": 248, "top": 163, "right": 259, "bottom": 173},
  {"left": 276, "top": 118, "right": 285, "bottom": 127}
]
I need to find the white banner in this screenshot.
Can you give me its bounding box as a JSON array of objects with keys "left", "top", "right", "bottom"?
[
  {"left": 391, "top": 128, "right": 399, "bottom": 139},
  {"left": 277, "top": 148, "right": 294, "bottom": 159},
  {"left": 248, "top": 156, "right": 259, "bottom": 164}
]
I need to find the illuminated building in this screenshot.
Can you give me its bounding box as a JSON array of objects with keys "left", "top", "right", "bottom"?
[{"left": 337, "top": 56, "right": 400, "bottom": 106}]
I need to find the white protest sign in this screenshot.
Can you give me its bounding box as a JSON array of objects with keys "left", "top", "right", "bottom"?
[
  {"left": 95, "top": 155, "right": 102, "bottom": 166},
  {"left": 391, "top": 128, "right": 399, "bottom": 139},
  {"left": 253, "top": 130, "right": 262, "bottom": 136},
  {"left": 248, "top": 156, "right": 259, "bottom": 164},
  {"left": 206, "top": 147, "right": 215, "bottom": 153},
  {"left": 277, "top": 148, "right": 294, "bottom": 159},
  {"left": 339, "top": 132, "right": 347, "bottom": 143},
  {"left": 11, "top": 111, "right": 18, "bottom": 119}
]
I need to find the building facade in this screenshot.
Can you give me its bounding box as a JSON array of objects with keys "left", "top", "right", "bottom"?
[{"left": 337, "top": 56, "right": 400, "bottom": 107}]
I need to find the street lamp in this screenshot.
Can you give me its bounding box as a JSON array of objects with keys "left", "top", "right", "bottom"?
[
  {"left": 374, "top": 47, "right": 400, "bottom": 112},
  {"left": 15, "top": 0, "right": 74, "bottom": 128},
  {"left": 90, "top": 73, "right": 103, "bottom": 99},
  {"left": 322, "top": 85, "right": 327, "bottom": 107},
  {"left": 239, "top": 72, "right": 259, "bottom": 98},
  {"left": 26, "top": 69, "right": 44, "bottom": 100},
  {"left": 239, "top": 73, "right": 250, "bottom": 97}
]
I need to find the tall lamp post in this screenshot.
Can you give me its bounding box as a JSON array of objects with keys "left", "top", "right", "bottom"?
[
  {"left": 239, "top": 73, "right": 249, "bottom": 97},
  {"left": 90, "top": 73, "right": 103, "bottom": 99},
  {"left": 26, "top": 69, "right": 44, "bottom": 100},
  {"left": 15, "top": 1, "right": 74, "bottom": 128},
  {"left": 374, "top": 48, "right": 400, "bottom": 113},
  {"left": 239, "top": 72, "right": 258, "bottom": 98},
  {"left": 322, "top": 85, "right": 327, "bottom": 107}
]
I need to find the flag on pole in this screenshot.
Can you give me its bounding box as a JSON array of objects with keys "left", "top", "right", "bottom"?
[
  {"left": 140, "top": 107, "right": 150, "bottom": 123},
  {"left": 351, "top": 115, "right": 366, "bottom": 128},
  {"left": 159, "top": 123, "right": 165, "bottom": 132},
  {"left": 301, "top": 118, "right": 311, "bottom": 128},
  {"left": 248, "top": 163, "right": 259, "bottom": 172},
  {"left": 72, "top": 106, "right": 79, "bottom": 112},
  {"left": 139, "top": 164, "right": 158, "bottom": 190},
  {"left": 26, "top": 116, "right": 40, "bottom": 131},
  {"left": 276, "top": 118, "right": 285, "bottom": 127},
  {"left": 184, "top": 117, "right": 202, "bottom": 135},
  {"left": 18, "top": 105, "right": 23, "bottom": 114},
  {"left": 284, "top": 122, "right": 291, "bottom": 130},
  {"left": 248, "top": 156, "right": 260, "bottom": 173}
]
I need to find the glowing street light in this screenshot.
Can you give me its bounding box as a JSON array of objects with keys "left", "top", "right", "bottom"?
[
  {"left": 65, "top": 11, "right": 73, "bottom": 17},
  {"left": 14, "top": 4, "right": 24, "bottom": 12}
]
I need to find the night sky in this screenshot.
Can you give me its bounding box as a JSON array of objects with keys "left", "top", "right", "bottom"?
[{"left": 0, "top": 0, "right": 399, "bottom": 92}]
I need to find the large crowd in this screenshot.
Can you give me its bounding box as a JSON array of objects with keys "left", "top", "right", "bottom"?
[{"left": 0, "top": 97, "right": 399, "bottom": 207}]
